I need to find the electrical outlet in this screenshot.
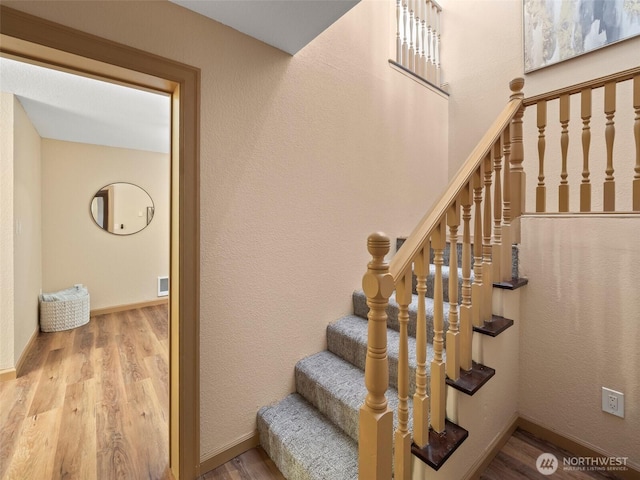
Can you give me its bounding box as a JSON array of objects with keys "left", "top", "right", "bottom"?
[{"left": 602, "top": 387, "right": 624, "bottom": 418}]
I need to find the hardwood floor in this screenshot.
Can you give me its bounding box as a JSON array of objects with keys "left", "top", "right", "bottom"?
[
  {"left": 0, "top": 305, "right": 170, "bottom": 480},
  {"left": 204, "top": 429, "right": 628, "bottom": 480},
  {"left": 481, "top": 428, "right": 624, "bottom": 480},
  {"left": 7, "top": 309, "right": 623, "bottom": 480},
  {"left": 199, "top": 447, "right": 285, "bottom": 480}
]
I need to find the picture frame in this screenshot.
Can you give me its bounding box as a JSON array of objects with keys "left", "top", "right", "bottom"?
[{"left": 523, "top": 0, "right": 640, "bottom": 73}]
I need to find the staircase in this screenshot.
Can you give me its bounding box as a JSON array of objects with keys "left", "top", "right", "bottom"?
[
  {"left": 258, "top": 241, "right": 510, "bottom": 480},
  {"left": 257, "top": 66, "right": 640, "bottom": 480}
]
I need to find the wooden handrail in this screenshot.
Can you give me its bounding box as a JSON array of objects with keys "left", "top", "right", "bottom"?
[
  {"left": 523, "top": 66, "right": 640, "bottom": 106},
  {"left": 389, "top": 85, "right": 523, "bottom": 281}
]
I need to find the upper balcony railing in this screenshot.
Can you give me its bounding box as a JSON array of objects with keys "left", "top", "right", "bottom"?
[{"left": 395, "top": 0, "right": 442, "bottom": 88}]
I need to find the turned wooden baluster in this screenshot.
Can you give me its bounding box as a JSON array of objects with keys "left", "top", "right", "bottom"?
[
  {"left": 501, "top": 125, "right": 513, "bottom": 282},
  {"left": 413, "top": 245, "right": 430, "bottom": 448},
  {"left": 402, "top": 1, "right": 409, "bottom": 68},
  {"left": 460, "top": 182, "right": 473, "bottom": 371},
  {"left": 425, "top": 0, "right": 433, "bottom": 81},
  {"left": 536, "top": 100, "right": 547, "bottom": 212},
  {"left": 604, "top": 82, "right": 616, "bottom": 211},
  {"left": 434, "top": 4, "right": 441, "bottom": 85},
  {"left": 509, "top": 79, "right": 525, "bottom": 233},
  {"left": 446, "top": 201, "right": 460, "bottom": 381},
  {"left": 396, "top": 0, "right": 402, "bottom": 64},
  {"left": 482, "top": 153, "right": 493, "bottom": 322},
  {"left": 408, "top": 0, "right": 415, "bottom": 71},
  {"left": 581, "top": 88, "right": 592, "bottom": 212},
  {"left": 559, "top": 94, "right": 570, "bottom": 212},
  {"left": 492, "top": 138, "right": 503, "bottom": 285},
  {"left": 394, "top": 270, "right": 412, "bottom": 480},
  {"left": 415, "top": 0, "right": 422, "bottom": 73},
  {"left": 359, "top": 233, "right": 394, "bottom": 480},
  {"left": 430, "top": 221, "right": 446, "bottom": 433},
  {"left": 420, "top": 2, "right": 427, "bottom": 78},
  {"left": 633, "top": 75, "right": 640, "bottom": 211},
  {"left": 471, "top": 165, "right": 484, "bottom": 328}
]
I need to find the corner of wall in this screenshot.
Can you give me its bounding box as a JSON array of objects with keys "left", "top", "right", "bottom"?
[
  {"left": 12, "top": 95, "right": 43, "bottom": 366},
  {"left": 0, "top": 92, "right": 16, "bottom": 370}
]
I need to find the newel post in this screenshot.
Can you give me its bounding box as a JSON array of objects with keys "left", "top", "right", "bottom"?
[
  {"left": 359, "top": 233, "right": 394, "bottom": 480},
  {"left": 509, "top": 78, "right": 525, "bottom": 243}
]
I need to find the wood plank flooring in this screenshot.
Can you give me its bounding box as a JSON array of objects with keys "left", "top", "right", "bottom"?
[
  {"left": 199, "top": 447, "right": 285, "bottom": 480},
  {"left": 481, "top": 428, "right": 624, "bottom": 480},
  {"left": 202, "top": 428, "right": 627, "bottom": 480},
  {"left": 0, "top": 305, "right": 170, "bottom": 480}
]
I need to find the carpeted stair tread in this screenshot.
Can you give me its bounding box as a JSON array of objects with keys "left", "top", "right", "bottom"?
[
  {"left": 396, "top": 238, "right": 520, "bottom": 279},
  {"left": 352, "top": 290, "right": 451, "bottom": 341},
  {"left": 326, "top": 315, "right": 441, "bottom": 396},
  {"left": 295, "top": 350, "right": 412, "bottom": 442},
  {"left": 257, "top": 393, "right": 358, "bottom": 480},
  {"left": 422, "top": 264, "right": 473, "bottom": 303}
]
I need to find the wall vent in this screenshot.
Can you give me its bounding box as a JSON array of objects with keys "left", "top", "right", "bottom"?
[{"left": 158, "top": 276, "right": 169, "bottom": 297}]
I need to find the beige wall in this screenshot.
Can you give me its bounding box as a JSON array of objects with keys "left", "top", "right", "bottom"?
[
  {"left": 440, "top": 0, "right": 523, "bottom": 178},
  {"left": 12, "top": 96, "right": 42, "bottom": 364},
  {"left": 441, "top": 0, "right": 640, "bottom": 193},
  {"left": 0, "top": 93, "right": 42, "bottom": 371},
  {"left": 519, "top": 216, "right": 640, "bottom": 469},
  {"left": 41, "top": 139, "right": 169, "bottom": 310},
  {"left": 4, "top": 0, "right": 450, "bottom": 459},
  {"left": 0, "top": 92, "right": 16, "bottom": 370}
]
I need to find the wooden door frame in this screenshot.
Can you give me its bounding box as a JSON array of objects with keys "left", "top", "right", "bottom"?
[{"left": 0, "top": 7, "right": 200, "bottom": 479}]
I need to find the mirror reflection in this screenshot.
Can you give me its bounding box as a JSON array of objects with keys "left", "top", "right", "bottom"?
[{"left": 90, "top": 182, "right": 154, "bottom": 235}]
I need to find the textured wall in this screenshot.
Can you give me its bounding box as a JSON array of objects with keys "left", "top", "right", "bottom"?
[
  {"left": 41, "top": 139, "right": 169, "bottom": 310},
  {"left": 441, "top": 0, "right": 640, "bottom": 196},
  {"left": 12, "top": 96, "right": 42, "bottom": 365},
  {"left": 440, "top": 0, "right": 523, "bottom": 178},
  {"left": 519, "top": 216, "right": 640, "bottom": 468},
  {"left": 0, "top": 93, "right": 42, "bottom": 370},
  {"left": 5, "top": 0, "right": 450, "bottom": 460},
  {"left": 0, "top": 93, "right": 16, "bottom": 370}
]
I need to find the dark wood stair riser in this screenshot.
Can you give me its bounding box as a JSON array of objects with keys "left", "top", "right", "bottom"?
[
  {"left": 445, "top": 362, "right": 496, "bottom": 396},
  {"left": 411, "top": 420, "right": 469, "bottom": 471},
  {"left": 474, "top": 315, "right": 515, "bottom": 337}
]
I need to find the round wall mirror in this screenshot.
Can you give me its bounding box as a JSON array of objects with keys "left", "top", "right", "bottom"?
[{"left": 90, "top": 182, "right": 154, "bottom": 235}]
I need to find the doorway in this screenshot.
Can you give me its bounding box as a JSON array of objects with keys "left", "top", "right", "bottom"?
[{"left": 0, "top": 6, "right": 200, "bottom": 479}]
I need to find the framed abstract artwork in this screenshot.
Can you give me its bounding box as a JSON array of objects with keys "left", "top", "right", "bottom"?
[{"left": 523, "top": 0, "right": 640, "bottom": 72}]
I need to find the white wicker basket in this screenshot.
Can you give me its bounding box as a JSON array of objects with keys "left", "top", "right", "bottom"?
[{"left": 40, "top": 289, "right": 90, "bottom": 332}]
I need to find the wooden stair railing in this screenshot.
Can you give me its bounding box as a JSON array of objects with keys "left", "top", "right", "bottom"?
[
  {"left": 523, "top": 66, "right": 640, "bottom": 213},
  {"left": 358, "top": 78, "right": 525, "bottom": 480},
  {"left": 359, "top": 66, "right": 640, "bottom": 480}
]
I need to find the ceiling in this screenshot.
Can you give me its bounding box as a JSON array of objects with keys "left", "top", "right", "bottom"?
[
  {"left": 169, "top": 0, "right": 359, "bottom": 55},
  {"left": 0, "top": 57, "right": 171, "bottom": 154},
  {"left": 0, "top": 1, "right": 359, "bottom": 153}
]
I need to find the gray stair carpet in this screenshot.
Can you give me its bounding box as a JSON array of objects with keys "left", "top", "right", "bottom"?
[
  {"left": 352, "top": 290, "right": 451, "bottom": 342},
  {"left": 422, "top": 264, "right": 474, "bottom": 303},
  {"left": 327, "top": 314, "right": 441, "bottom": 397},
  {"left": 295, "top": 350, "right": 413, "bottom": 442},
  {"left": 258, "top": 249, "right": 465, "bottom": 479},
  {"left": 257, "top": 393, "right": 358, "bottom": 480}
]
